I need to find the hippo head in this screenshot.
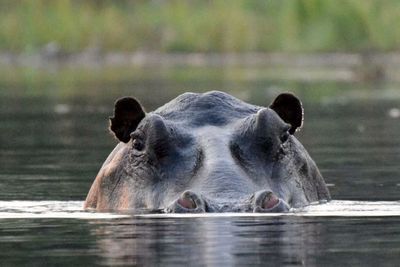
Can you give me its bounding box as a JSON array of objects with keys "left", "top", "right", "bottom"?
[{"left": 84, "top": 91, "right": 330, "bottom": 213}]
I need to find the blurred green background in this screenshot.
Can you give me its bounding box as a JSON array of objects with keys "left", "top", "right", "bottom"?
[
  {"left": 1, "top": 0, "right": 399, "bottom": 54},
  {"left": 2, "top": 0, "right": 400, "bottom": 99}
]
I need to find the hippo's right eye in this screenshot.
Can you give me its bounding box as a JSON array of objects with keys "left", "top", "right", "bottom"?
[{"left": 280, "top": 131, "right": 290, "bottom": 143}]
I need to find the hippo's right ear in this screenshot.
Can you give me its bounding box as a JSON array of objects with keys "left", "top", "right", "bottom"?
[
  {"left": 269, "top": 93, "right": 303, "bottom": 135},
  {"left": 109, "top": 97, "right": 145, "bottom": 143}
]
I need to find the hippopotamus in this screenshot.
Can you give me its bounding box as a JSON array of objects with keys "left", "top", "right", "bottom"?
[{"left": 84, "top": 91, "right": 330, "bottom": 213}]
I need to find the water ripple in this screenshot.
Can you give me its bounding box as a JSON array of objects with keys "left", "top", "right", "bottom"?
[{"left": 1, "top": 200, "right": 400, "bottom": 219}]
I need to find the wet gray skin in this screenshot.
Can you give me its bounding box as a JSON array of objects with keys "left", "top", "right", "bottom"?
[{"left": 84, "top": 91, "right": 330, "bottom": 213}]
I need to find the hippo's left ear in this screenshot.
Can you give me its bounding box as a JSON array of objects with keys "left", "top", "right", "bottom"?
[
  {"left": 110, "top": 97, "right": 146, "bottom": 143},
  {"left": 269, "top": 93, "right": 303, "bottom": 134}
]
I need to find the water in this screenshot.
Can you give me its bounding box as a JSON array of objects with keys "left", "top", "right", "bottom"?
[
  {"left": 2, "top": 200, "right": 400, "bottom": 219},
  {"left": 1, "top": 65, "right": 400, "bottom": 266},
  {"left": 1, "top": 201, "right": 400, "bottom": 266}
]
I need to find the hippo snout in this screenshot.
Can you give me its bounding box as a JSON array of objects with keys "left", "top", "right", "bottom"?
[{"left": 165, "top": 190, "right": 290, "bottom": 213}]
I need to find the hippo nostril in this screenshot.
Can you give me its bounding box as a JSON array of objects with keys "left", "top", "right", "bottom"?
[
  {"left": 262, "top": 192, "right": 279, "bottom": 209},
  {"left": 177, "top": 195, "right": 196, "bottom": 209},
  {"left": 165, "top": 190, "right": 206, "bottom": 213},
  {"left": 253, "top": 190, "right": 290, "bottom": 213}
]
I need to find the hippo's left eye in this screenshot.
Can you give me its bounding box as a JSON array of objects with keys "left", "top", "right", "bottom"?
[
  {"left": 130, "top": 132, "right": 145, "bottom": 151},
  {"left": 280, "top": 131, "right": 290, "bottom": 143}
]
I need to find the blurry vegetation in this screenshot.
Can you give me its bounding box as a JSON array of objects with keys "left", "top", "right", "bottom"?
[
  {"left": 1, "top": 0, "right": 400, "bottom": 54},
  {"left": 0, "top": 63, "right": 391, "bottom": 103}
]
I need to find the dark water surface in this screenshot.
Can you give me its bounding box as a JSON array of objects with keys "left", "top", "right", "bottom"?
[
  {"left": 1, "top": 213, "right": 400, "bottom": 266},
  {"left": 1, "top": 66, "right": 400, "bottom": 266}
]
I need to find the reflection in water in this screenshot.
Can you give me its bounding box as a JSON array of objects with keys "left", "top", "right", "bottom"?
[
  {"left": 0, "top": 200, "right": 400, "bottom": 266},
  {"left": 91, "top": 217, "right": 323, "bottom": 266},
  {"left": 81, "top": 200, "right": 400, "bottom": 266},
  {"left": 1, "top": 213, "right": 399, "bottom": 266},
  {"left": 88, "top": 215, "right": 400, "bottom": 266}
]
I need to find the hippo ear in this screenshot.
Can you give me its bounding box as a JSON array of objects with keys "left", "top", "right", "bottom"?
[
  {"left": 109, "top": 97, "right": 145, "bottom": 143},
  {"left": 269, "top": 93, "right": 303, "bottom": 134}
]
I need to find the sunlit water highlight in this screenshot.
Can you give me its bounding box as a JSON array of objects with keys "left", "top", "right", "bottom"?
[
  {"left": 1, "top": 200, "right": 400, "bottom": 219},
  {"left": 0, "top": 201, "right": 126, "bottom": 219}
]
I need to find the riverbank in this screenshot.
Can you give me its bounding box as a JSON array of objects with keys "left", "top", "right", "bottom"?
[{"left": 2, "top": 51, "right": 400, "bottom": 82}]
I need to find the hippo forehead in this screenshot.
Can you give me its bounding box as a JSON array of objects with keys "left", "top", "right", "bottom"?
[{"left": 153, "top": 91, "right": 261, "bottom": 127}]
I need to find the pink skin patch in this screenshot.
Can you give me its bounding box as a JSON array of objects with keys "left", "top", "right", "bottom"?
[
  {"left": 263, "top": 193, "right": 279, "bottom": 209},
  {"left": 177, "top": 197, "right": 196, "bottom": 209}
]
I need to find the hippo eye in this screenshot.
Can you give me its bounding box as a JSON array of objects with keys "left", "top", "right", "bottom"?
[
  {"left": 280, "top": 130, "right": 290, "bottom": 143},
  {"left": 130, "top": 132, "right": 145, "bottom": 151},
  {"left": 132, "top": 139, "right": 144, "bottom": 151}
]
